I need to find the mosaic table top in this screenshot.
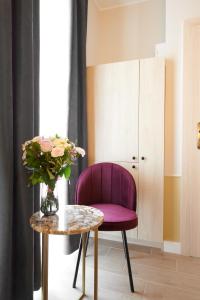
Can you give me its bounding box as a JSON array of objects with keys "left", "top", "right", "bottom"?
[{"left": 30, "top": 205, "right": 104, "bottom": 235}]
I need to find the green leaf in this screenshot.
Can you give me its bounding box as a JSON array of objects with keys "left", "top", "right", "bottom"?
[
  {"left": 64, "top": 166, "right": 71, "bottom": 179},
  {"left": 30, "top": 176, "right": 40, "bottom": 185},
  {"left": 58, "top": 168, "right": 65, "bottom": 177},
  {"left": 46, "top": 168, "right": 55, "bottom": 180},
  {"left": 32, "top": 142, "right": 41, "bottom": 151}
]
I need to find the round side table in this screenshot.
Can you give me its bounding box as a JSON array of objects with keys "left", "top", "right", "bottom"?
[{"left": 30, "top": 205, "right": 104, "bottom": 300}]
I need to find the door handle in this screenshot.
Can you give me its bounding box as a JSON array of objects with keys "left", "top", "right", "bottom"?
[{"left": 141, "top": 156, "right": 145, "bottom": 160}]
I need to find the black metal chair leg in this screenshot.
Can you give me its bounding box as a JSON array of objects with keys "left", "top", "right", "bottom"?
[
  {"left": 73, "top": 232, "right": 90, "bottom": 288},
  {"left": 121, "top": 230, "right": 134, "bottom": 293},
  {"left": 121, "top": 231, "right": 127, "bottom": 259}
]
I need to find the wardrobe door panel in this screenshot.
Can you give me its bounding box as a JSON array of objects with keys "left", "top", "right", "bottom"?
[
  {"left": 138, "top": 58, "right": 165, "bottom": 243},
  {"left": 114, "top": 161, "right": 138, "bottom": 239},
  {"left": 87, "top": 60, "right": 139, "bottom": 164}
]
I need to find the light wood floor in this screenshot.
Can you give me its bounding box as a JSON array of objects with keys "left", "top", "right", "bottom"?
[{"left": 34, "top": 237, "right": 200, "bottom": 300}]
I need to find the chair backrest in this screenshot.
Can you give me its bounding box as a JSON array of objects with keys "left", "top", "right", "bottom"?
[{"left": 75, "top": 162, "right": 137, "bottom": 211}]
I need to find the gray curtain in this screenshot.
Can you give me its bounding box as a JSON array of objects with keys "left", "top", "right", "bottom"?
[
  {"left": 67, "top": 0, "right": 88, "bottom": 253},
  {"left": 0, "top": 1, "right": 40, "bottom": 299}
]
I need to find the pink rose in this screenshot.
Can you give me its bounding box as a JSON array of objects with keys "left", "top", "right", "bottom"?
[
  {"left": 40, "top": 139, "right": 53, "bottom": 152},
  {"left": 51, "top": 147, "right": 64, "bottom": 157}
]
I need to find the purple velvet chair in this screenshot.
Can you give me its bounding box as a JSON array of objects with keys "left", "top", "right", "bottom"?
[{"left": 73, "top": 162, "right": 138, "bottom": 292}]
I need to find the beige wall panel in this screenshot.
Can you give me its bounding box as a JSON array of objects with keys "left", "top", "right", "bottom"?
[
  {"left": 164, "top": 176, "right": 180, "bottom": 242},
  {"left": 138, "top": 58, "right": 165, "bottom": 242},
  {"left": 87, "top": 0, "right": 101, "bottom": 66}
]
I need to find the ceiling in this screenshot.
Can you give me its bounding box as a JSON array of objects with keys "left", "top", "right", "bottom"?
[{"left": 95, "top": 0, "right": 149, "bottom": 10}]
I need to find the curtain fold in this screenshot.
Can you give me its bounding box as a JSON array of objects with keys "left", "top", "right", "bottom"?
[
  {"left": 67, "top": 0, "right": 88, "bottom": 253},
  {"left": 0, "top": 0, "right": 40, "bottom": 299}
]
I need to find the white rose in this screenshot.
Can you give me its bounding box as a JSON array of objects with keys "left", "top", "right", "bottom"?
[
  {"left": 51, "top": 147, "right": 64, "bottom": 158},
  {"left": 64, "top": 142, "right": 71, "bottom": 149},
  {"left": 25, "top": 140, "right": 31, "bottom": 146},
  {"left": 22, "top": 140, "right": 31, "bottom": 151},
  {"left": 75, "top": 147, "right": 85, "bottom": 157},
  {"left": 32, "top": 136, "right": 41, "bottom": 143},
  {"left": 22, "top": 150, "right": 27, "bottom": 160},
  {"left": 53, "top": 138, "right": 70, "bottom": 149},
  {"left": 52, "top": 138, "right": 62, "bottom": 146}
]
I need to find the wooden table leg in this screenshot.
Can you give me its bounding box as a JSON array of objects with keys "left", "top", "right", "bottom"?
[
  {"left": 94, "top": 229, "right": 98, "bottom": 300},
  {"left": 42, "top": 233, "right": 49, "bottom": 300}
]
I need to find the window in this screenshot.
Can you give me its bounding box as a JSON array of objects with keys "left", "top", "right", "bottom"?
[
  {"left": 35, "top": 2, "right": 72, "bottom": 280},
  {"left": 40, "top": 0, "right": 71, "bottom": 208}
]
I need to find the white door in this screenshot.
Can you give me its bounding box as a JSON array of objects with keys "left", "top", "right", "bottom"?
[
  {"left": 181, "top": 22, "right": 200, "bottom": 257},
  {"left": 138, "top": 58, "right": 165, "bottom": 242},
  {"left": 87, "top": 60, "right": 139, "bottom": 164}
]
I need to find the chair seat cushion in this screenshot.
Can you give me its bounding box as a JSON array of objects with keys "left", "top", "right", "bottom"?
[{"left": 90, "top": 203, "right": 138, "bottom": 231}]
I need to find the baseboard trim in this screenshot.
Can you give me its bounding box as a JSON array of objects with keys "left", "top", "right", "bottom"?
[
  {"left": 91, "top": 231, "right": 163, "bottom": 249},
  {"left": 91, "top": 232, "right": 181, "bottom": 254},
  {"left": 163, "top": 241, "right": 181, "bottom": 254}
]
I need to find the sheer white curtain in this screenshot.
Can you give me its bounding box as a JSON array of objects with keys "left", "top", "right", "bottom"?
[
  {"left": 40, "top": 0, "right": 71, "bottom": 136},
  {"left": 40, "top": 0, "right": 71, "bottom": 207},
  {"left": 34, "top": 3, "right": 72, "bottom": 299},
  {"left": 39, "top": 0, "right": 71, "bottom": 256}
]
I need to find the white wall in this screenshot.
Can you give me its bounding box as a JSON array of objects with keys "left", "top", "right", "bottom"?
[
  {"left": 87, "top": 0, "right": 101, "bottom": 66},
  {"left": 164, "top": 0, "right": 200, "bottom": 176},
  {"left": 87, "top": 0, "right": 165, "bottom": 66}
]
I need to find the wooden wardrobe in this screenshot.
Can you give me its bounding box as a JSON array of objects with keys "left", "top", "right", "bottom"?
[{"left": 87, "top": 57, "right": 165, "bottom": 245}]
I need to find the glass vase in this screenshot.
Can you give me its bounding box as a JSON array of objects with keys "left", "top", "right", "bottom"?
[{"left": 40, "top": 183, "right": 59, "bottom": 216}]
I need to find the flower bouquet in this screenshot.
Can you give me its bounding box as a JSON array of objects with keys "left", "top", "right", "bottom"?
[{"left": 22, "top": 135, "right": 85, "bottom": 215}]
